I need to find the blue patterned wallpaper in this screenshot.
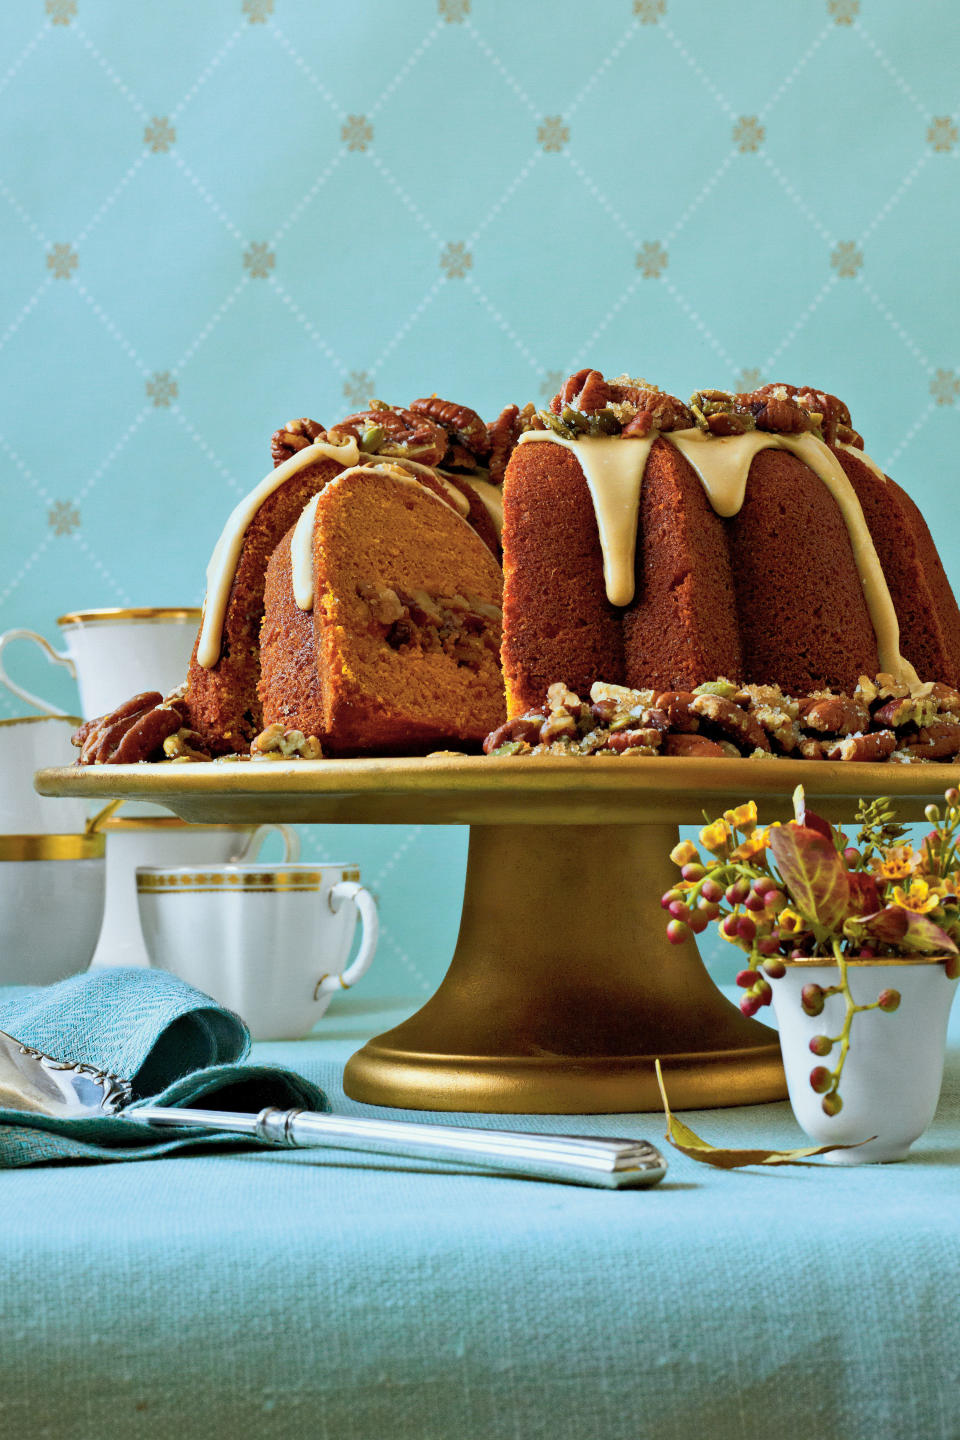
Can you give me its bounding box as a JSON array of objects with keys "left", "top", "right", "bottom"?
[{"left": 2, "top": 0, "right": 958, "bottom": 993}]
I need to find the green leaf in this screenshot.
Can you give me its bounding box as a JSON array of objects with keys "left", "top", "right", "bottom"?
[
  {"left": 654, "top": 1061, "right": 872, "bottom": 1168},
  {"left": 900, "top": 912, "right": 958, "bottom": 955},
  {"left": 768, "top": 824, "right": 850, "bottom": 932}
]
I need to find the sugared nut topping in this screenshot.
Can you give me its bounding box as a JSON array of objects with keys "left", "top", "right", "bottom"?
[
  {"left": 72, "top": 691, "right": 188, "bottom": 765},
  {"left": 250, "top": 724, "right": 323, "bottom": 760},
  {"left": 270, "top": 417, "right": 327, "bottom": 467}
]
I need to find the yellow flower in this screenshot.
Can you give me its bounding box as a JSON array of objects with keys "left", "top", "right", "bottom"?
[
  {"left": 699, "top": 819, "right": 732, "bottom": 856},
  {"left": 778, "top": 908, "right": 807, "bottom": 935},
  {"left": 724, "top": 801, "right": 758, "bottom": 834},
  {"left": 891, "top": 878, "right": 940, "bottom": 914},
  {"left": 670, "top": 839, "right": 700, "bottom": 867},
  {"left": 731, "top": 827, "right": 770, "bottom": 862},
  {"left": 872, "top": 846, "right": 917, "bottom": 881}
]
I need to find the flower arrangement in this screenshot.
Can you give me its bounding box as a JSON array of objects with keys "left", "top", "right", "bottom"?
[{"left": 663, "top": 785, "right": 960, "bottom": 1114}]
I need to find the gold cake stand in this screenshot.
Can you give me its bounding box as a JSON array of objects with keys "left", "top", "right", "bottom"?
[{"left": 36, "top": 757, "right": 960, "bottom": 1114}]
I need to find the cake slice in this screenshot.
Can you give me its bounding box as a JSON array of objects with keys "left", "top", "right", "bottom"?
[{"left": 259, "top": 465, "right": 505, "bottom": 754}]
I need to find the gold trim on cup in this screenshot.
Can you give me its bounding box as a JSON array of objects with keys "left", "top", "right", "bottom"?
[
  {"left": 0, "top": 714, "right": 84, "bottom": 728},
  {"left": 0, "top": 833, "right": 105, "bottom": 861},
  {"left": 57, "top": 607, "right": 202, "bottom": 628},
  {"left": 137, "top": 870, "right": 325, "bottom": 892}
]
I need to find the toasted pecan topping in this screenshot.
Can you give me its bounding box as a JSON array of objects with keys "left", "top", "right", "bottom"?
[
  {"left": 271, "top": 417, "right": 326, "bottom": 467},
  {"left": 329, "top": 405, "right": 449, "bottom": 468},
  {"left": 72, "top": 691, "right": 188, "bottom": 765},
  {"left": 487, "top": 403, "right": 521, "bottom": 486},
  {"left": 409, "top": 397, "right": 491, "bottom": 460}
]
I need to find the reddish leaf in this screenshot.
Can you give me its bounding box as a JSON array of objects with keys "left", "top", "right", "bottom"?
[
  {"left": 768, "top": 824, "right": 850, "bottom": 932},
  {"left": 859, "top": 906, "right": 908, "bottom": 945},
  {"left": 791, "top": 784, "right": 837, "bottom": 844},
  {"left": 847, "top": 871, "right": 881, "bottom": 917},
  {"left": 860, "top": 907, "right": 958, "bottom": 955}
]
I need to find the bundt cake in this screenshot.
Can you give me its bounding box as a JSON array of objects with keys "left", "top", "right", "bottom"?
[
  {"left": 182, "top": 398, "right": 506, "bottom": 755},
  {"left": 501, "top": 371, "right": 960, "bottom": 715},
  {"left": 258, "top": 464, "right": 505, "bottom": 754}
]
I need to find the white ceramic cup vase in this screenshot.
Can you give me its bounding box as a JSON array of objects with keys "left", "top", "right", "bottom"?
[
  {"left": 136, "top": 862, "right": 379, "bottom": 1040},
  {"left": 771, "top": 957, "right": 959, "bottom": 1164},
  {"left": 0, "top": 607, "right": 201, "bottom": 720}
]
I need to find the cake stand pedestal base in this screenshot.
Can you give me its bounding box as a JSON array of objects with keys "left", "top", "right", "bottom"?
[{"left": 344, "top": 822, "right": 785, "bottom": 1113}]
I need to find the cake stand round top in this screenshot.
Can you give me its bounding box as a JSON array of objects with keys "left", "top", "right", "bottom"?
[{"left": 35, "top": 755, "right": 960, "bottom": 826}]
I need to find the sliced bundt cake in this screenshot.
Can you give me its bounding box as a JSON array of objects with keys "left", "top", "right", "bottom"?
[{"left": 259, "top": 464, "right": 505, "bottom": 754}]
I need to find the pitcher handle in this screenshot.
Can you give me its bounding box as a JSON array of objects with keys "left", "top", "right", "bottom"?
[
  {"left": 315, "top": 881, "right": 379, "bottom": 997},
  {"left": 0, "top": 629, "right": 76, "bottom": 716}
]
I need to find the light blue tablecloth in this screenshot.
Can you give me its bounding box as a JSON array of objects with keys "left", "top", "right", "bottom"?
[{"left": 2, "top": 993, "right": 959, "bottom": 1440}]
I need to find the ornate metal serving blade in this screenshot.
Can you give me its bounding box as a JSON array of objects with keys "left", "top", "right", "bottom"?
[{"left": 0, "top": 1030, "right": 132, "bottom": 1118}]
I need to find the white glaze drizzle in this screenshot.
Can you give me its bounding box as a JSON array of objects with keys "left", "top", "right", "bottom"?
[
  {"left": 518, "top": 432, "right": 657, "bottom": 605},
  {"left": 288, "top": 464, "right": 474, "bottom": 613},
  {"left": 518, "top": 427, "right": 919, "bottom": 685},
  {"left": 838, "top": 441, "right": 887, "bottom": 482},
  {"left": 197, "top": 436, "right": 360, "bottom": 667}
]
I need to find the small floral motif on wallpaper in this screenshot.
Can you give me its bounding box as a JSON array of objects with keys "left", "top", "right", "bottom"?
[
  {"left": 48, "top": 502, "right": 80, "bottom": 536},
  {"left": 440, "top": 243, "right": 472, "bottom": 279},
  {"left": 47, "top": 244, "right": 78, "bottom": 280},
  {"left": 931, "top": 370, "right": 960, "bottom": 407},
  {"left": 733, "top": 117, "right": 765, "bottom": 153},
  {"left": 145, "top": 118, "right": 176, "bottom": 154},
  {"left": 538, "top": 117, "right": 569, "bottom": 153},
  {"left": 342, "top": 117, "right": 373, "bottom": 152},
  {"left": 146, "top": 373, "right": 178, "bottom": 408},
  {"left": 831, "top": 241, "right": 863, "bottom": 278},
  {"left": 243, "top": 243, "right": 275, "bottom": 279},
  {"left": 636, "top": 243, "right": 668, "bottom": 278},
  {"left": 927, "top": 117, "right": 958, "bottom": 153}
]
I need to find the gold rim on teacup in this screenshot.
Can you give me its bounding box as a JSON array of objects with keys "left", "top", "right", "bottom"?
[
  {"left": 0, "top": 833, "right": 105, "bottom": 861},
  {"left": 137, "top": 865, "right": 360, "bottom": 893},
  {"left": 57, "top": 607, "right": 202, "bottom": 628},
  {"left": 0, "top": 713, "right": 83, "bottom": 728}
]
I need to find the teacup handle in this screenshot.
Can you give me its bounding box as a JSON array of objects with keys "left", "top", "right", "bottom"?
[
  {"left": 315, "top": 882, "right": 379, "bottom": 997},
  {"left": 0, "top": 629, "right": 76, "bottom": 716},
  {"left": 229, "top": 823, "right": 301, "bottom": 863}
]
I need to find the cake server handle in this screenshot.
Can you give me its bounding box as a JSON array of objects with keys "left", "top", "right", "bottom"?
[{"left": 131, "top": 1104, "right": 667, "bottom": 1190}]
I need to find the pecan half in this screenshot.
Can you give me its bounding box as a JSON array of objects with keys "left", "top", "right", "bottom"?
[
  {"left": 329, "top": 406, "right": 448, "bottom": 468},
  {"left": 825, "top": 731, "right": 897, "bottom": 762},
  {"left": 271, "top": 417, "right": 326, "bottom": 467},
  {"left": 689, "top": 693, "right": 771, "bottom": 753},
  {"left": 798, "top": 695, "right": 870, "bottom": 736},
  {"left": 663, "top": 733, "right": 728, "bottom": 758},
  {"left": 409, "top": 397, "right": 491, "bottom": 460},
  {"left": 898, "top": 721, "right": 960, "bottom": 761},
  {"left": 73, "top": 692, "right": 186, "bottom": 765}
]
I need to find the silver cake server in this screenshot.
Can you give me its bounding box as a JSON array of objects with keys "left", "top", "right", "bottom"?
[{"left": 0, "top": 1030, "right": 667, "bottom": 1190}]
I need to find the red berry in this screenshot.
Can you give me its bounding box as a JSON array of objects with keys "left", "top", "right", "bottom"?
[
  {"left": 801, "top": 983, "right": 825, "bottom": 1017},
  {"left": 877, "top": 988, "right": 901, "bottom": 1012},
  {"left": 843, "top": 847, "right": 859, "bottom": 868},
  {"left": 737, "top": 916, "right": 757, "bottom": 943},
  {"left": 725, "top": 880, "right": 750, "bottom": 905},
  {"left": 700, "top": 879, "right": 724, "bottom": 904},
  {"left": 758, "top": 941, "right": 782, "bottom": 961},
  {"left": 681, "top": 863, "right": 705, "bottom": 882},
  {"left": 754, "top": 979, "right": 772, "bottom": 1005},
  {"left": 809, "top": 1066, "right": 832, "bottom": 1094},
  {"left": 721, "top": 915, "right": 740, "bottom": 939},
  {"left": 736, "top": 968, "right": 758, "bottom": 989},
  {"left": 809, "top": 1034, "right": 832, "bottom": 1056},
  {"left": 745, "top": 892, "right": 766, "bottom": 912},
  {"left": 762, "top": 956, "right": 786, "bottom": 978},
  {"left": 688, "top": 911, "right": 709, "bottom": 935},
  {"left": 764, "top": 891, "right": 785, "bottom": 911},
  {"left": 668, "top": 900, "right": 690, "bottom": 923},
  {"left": 821, "top": 1092, "right": 843, "bottom": 1117},
  {"left": 697, "top": 899, "right": 720, "bottom": 920},
  {"left": 740, "top": 994, "right": 761, "bottom": 1017},
  {"left": 666, "top": 919, "right": 690, "bottom": 945},
  {"left": 946, "top": 787, "right": 960, "bottom": 807}
]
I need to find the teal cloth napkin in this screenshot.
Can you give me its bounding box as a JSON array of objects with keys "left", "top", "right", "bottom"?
[{"left": 0, "top": 968, "right": 327, "bottom": 1168}]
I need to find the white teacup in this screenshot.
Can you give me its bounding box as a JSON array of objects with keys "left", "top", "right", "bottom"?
[
  {"left": 137, "top": 862, "right": 379, "bottom": 1040},
  {"left": 92, "top": 820, "right": 299, "bottom": 970},
  {"left": 0, "top": 832, "right": 106, "bottom": 985},
  {"left": 0, "top": 714, "right": 88, "bottom": 834},
  {"left": 0, "top": 606, "right": 201, "bottom": 719}
]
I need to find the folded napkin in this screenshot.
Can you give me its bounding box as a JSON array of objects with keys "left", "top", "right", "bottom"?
[{"left": 0, "top": 967, "right": 327, "bottom": 1168}]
